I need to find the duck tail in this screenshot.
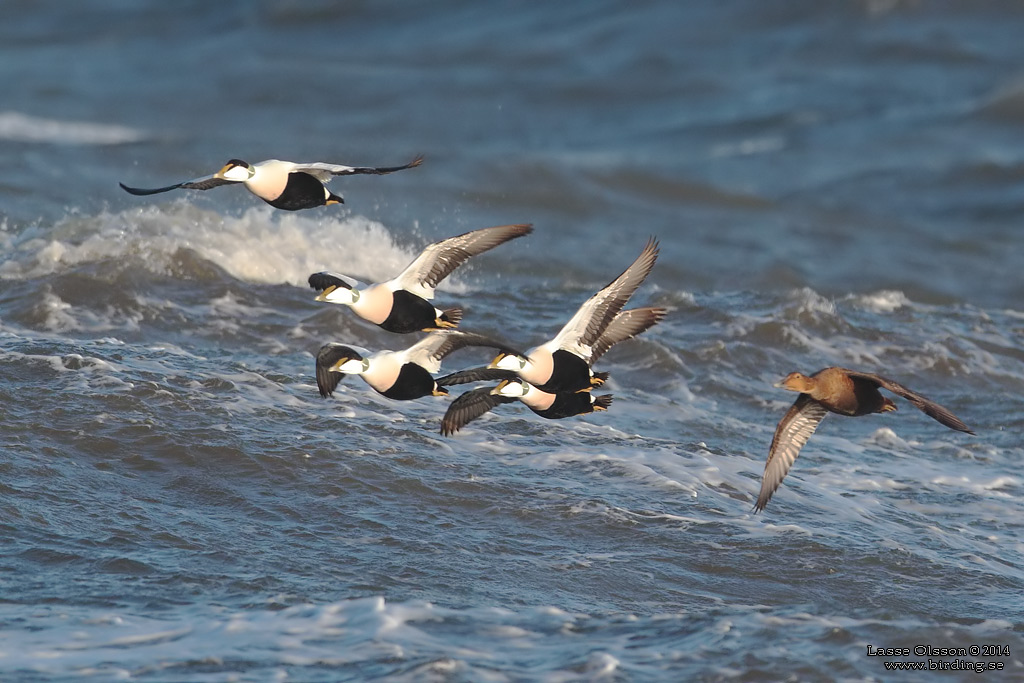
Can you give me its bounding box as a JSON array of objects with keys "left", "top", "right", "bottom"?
[{"left": 593, "top": 394, "right": 614, "bottom": 411}]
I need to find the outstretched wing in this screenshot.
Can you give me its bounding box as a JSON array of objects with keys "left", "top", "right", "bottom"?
[
  {"left": 119, "top": 173, "right": 233, "bottom": 195},
  {"left": 589, "top": 307, "right": 666, "bottom": 364},
  {"left": 436, "top": 367, "right": 519, "bottom": 387},
  {"left": 308, "top": 271, "right": 361, "bottom": 293},
  {"left": 391, "top": 224, "right": 533, "bottom": 299},
  {"left": 402, "top": 330, "right": 526, "bottom": 374},
  {"left": 754, "top": 395, "right": 829, "bottom": 513},
  {"left": 296, "top": 155, "right": 424, "bottom": 182},
  {"left": 440, "top": 386, "right": 516, "bottom": 436},
  {"left": 550, "top": 237, "right": 660, "bottom": 357},
  {"left": 314, "top": 343, "right": 352, "bottom": 398},
  {"left": 840, "top": 369, "right": 975, "bottom": 434}
]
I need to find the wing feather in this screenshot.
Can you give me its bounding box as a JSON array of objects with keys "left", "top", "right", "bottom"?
[
  {"left": 390, "top": 224, "right": 533, "bottom": 298},
  {"left": 314, "top": 343, "right": 352, "bottom": 398},
  {"left": 754, "top": 395, "right": 829, "bottom": 512},
  {"left": 436, "top": 367, "right": 520, "bottom": 387},
  {"left": 308, "top": 271, "right": 358, "bottom": 292},
  {"left": 295, "top": 155, "right": 424, "bottom": 181},
  {"left": 840, "top": 369, "right": 975, "bottom": 434},
  {"left": 550, "top": 237, "right": 660, "bottom": 355},
  {"left": 440, "top": 386, "right": 515, "bottom": 436},
  {"left": 589, "top": 307, "right": 666, "bottom": 364},
  {"left": 120, "top": 173, "right": 233, "bottom": 195},
  {"left": 402, "top": 331, "right": 526, "bottom": 374}
]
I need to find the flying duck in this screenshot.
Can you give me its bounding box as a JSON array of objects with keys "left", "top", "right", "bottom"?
[
  {"left": 309, "top": 223, "right": 533, "bottom": 334},
  {"left": 441, "top": 306, "right": 665, "bottom": 390},
  {"left": 755, "top": 367, "right": 975, "bottom": 512},
  {"left": 488, "top": 239, "right": 661, "bottom": 393},
  {"left": 440, "top": 378, "right": 613, "bottom": 436},
  {"left": 120, "top": 155, "right": 423, "bottom": 211},
  {"left": 315, "top": 330, "right": 526, "bottom": 401},
  {"left": 436, "top": 305, "right": 663, "bottom": 434}
]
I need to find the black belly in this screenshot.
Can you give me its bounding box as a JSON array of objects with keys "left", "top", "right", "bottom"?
[
  {"left": 381, "top": 364, "right": 437, "bottom": 401},
  {"left": 534, "top": 349, "right": 592, "bottom": 393},
  {"left": 533, "top": 391, "right": 594, "bottom": 420},
  {"left": 379, "top": 290, "right": 437, "bottom": 334},
  {"left": 265, "top": 173, "right": 327, "bottom": 211}
]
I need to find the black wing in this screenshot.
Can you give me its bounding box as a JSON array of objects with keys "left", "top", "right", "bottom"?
[
  {"left": 315, "top": 344, "right": 354, "bottom": 398},
  {"left": 440, "top": 386, "right": 516, "bottom": 436},
  {"left": 436, "top": 367, "right": 519, "bottom": 387},
  {"left": 841, "top": 369, "right": 975, "bottom": 435},
  {"left": 334, "top": 154, "right": 424, "bottom": 176},
  {"left": 308, "top": 271, "right": 356, "bottom": 293},
  {"left": 119, "top": 174, "right": 233, "bottom": 195},
  {"left": 411, "top": 330, "right": 527, "bottom": 365}
]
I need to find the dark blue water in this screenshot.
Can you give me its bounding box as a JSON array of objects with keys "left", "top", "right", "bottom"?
[{"left": 2, "top": 1, "right": 1023, "bottom": 680}]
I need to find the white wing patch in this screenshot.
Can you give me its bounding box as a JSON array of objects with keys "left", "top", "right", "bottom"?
[
  {"left": 549, "top": 238, "right": 659, "bottom": 358},
  {"left": 391, "top": 224, "right": 533, "bottom": 300}
]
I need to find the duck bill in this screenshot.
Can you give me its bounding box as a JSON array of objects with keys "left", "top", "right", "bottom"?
[
  {"left": 314, "top": 285, "right": 338, "bottom": 302},
  {"left": 331, "top": 357, "right": 364, "bottom": 374}
]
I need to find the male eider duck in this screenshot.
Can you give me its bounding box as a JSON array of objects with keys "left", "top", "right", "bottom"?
[
  {"left": 436, "top": 306, "right": 663, "bottom": 434},
  {"left": 488, "top": 238, "right": 661, "bottom": 393},
  {"left": 441, "top": 306, "right": 666, "bottom": 391},
  {"left": 755, "top": 367, "right": 975, "bottom": 512},
  {"left": 309, "top": 223, "right": 533, "bottom": 334},
  {"left": 440, "top": 378, "right": 613, "bottom": 436},
  {"left": 120, "top": 155, "right": 423, "bottom": 211},
  {"left": 315, "top": 330, "right": 525, "bottom": 402}
]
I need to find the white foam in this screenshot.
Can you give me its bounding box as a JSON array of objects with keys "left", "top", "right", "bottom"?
[
  {"left": 788, "top": 287, "right": 838, "bottom": 317},
  {"left": 851, "top": 289, "right": 912, "bottom": 313},
  {"left": 0, "top": 204, "right": 427, "bottom": 288},
  {"left": 0, "top": 111, "right": 145, "bottom": 145}
]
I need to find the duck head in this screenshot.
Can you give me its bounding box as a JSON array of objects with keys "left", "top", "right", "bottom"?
[
  {"left": 319, "top": 345, "right": 370, "bottom": 375},
  {"left": 774, "top": 371, "right": 814, "bottom": 393},
  {"left": 216, "top": 159, "right": 255, "bottom": 182},
  {"left": 489, "top": 352, "right": 529, "bottom": 372},
  {"left": 491, "top": 378, "right": 530, "bottom": 398},
  {"left": 316, "top": 285, "right": 360, "bottom": 305}
]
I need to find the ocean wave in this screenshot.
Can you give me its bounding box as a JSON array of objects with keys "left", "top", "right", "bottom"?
[
  {"left": 0, "top": 111, "right": 146, "bottom": 145},
  {"left": 0, "top": 204, "right": 421, "bottom": 287}
]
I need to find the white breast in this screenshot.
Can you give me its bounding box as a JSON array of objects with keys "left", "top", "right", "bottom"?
[
  {"left": 518, "top": 385, "right": 556, "bottom": 411},
  {"left": 361, "top": 352, "right": 402, "bottom": 393},
  {"left": 351, "top": 284, "right": 394, "bottom": 325},
  {"left": 246, "top": 160, "right": 294, "bottom": 201},
  {"left": 516, "top": 345, "right": 555, "bottom": 386}
]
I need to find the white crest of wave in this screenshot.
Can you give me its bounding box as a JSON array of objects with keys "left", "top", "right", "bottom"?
[
  {"left": 787, "top": 286, "right": 837, "bottom": 316},
  {"left": 0, "top": 204, "right": 425, "bottom": 287},
  {"left": 0, "top": 110, "right": 145, "bottom": 145},
  {"left": 852, "top": 289, "right": 911, "bottom": 313}
]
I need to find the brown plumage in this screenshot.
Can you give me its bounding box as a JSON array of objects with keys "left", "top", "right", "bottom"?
[{"left": 755, "top": 367, "right": 974, "bottom": 513}]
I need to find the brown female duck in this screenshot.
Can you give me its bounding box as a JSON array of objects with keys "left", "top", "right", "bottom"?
[{"left": 755, "top": 367, "right": 974, "bottom": 512}]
